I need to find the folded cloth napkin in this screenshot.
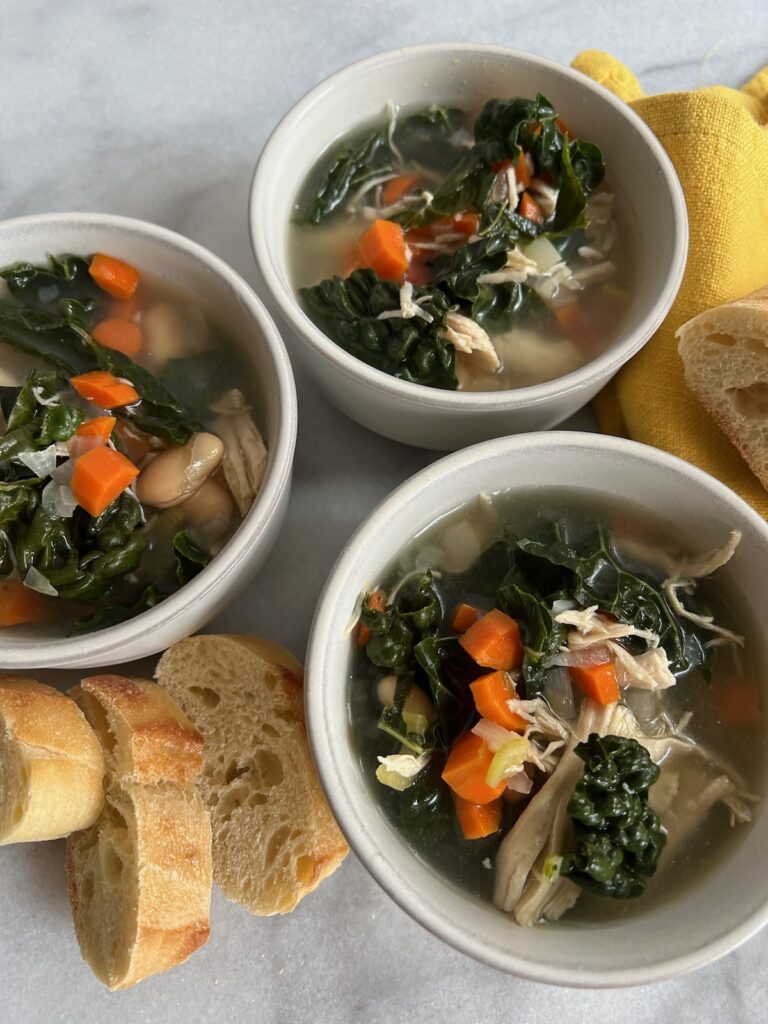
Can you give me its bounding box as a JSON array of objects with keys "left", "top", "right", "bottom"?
[{"left": 572, "top": 50, "right": 768, "bottom": 517}]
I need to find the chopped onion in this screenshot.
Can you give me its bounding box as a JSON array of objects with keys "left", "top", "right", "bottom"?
[
  {"left": 17, "top": 444, "right": 57, "bottom": 478},
  {"left": 624, "top": 688, "right": 662, "bottom": 731},
  {"left": 542, "top": 666, "right": 576, "bottom": 720},
  {"left": 67, "top": 435, "right": 103, "bottom": 460},
  {"left": 506, "top": 772, "right": 534, "bottom": 795},
  {"left": 471, "top": 718, "right": 514, "bottom": 752},
  {"left": 42, "top": 478, "right": 78, "bottom": 519},
  {"left": 23, "top": 566, "right": 58, "bottom": 597},
  {"left": 551, "top": 598, "right": 578, "bottom": 617},
  {"left": 51, "top": 458, "right": 75, "bottom": 485},
  {"left": 31, "top": 386, "right": 60, "bottom": 407},
  {"left": 546, "top": 643, "right": 613, "bottom": 669}
]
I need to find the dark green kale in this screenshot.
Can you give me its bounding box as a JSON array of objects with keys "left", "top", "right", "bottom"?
[
  {"left": 300, "top": 268, "right": 457, "bottom": 389},
  {"left": 392, "top": 106, "right": 465, "bottom": 169},
  {"left": 172, "top": 529, "right": 212, "bottom": 585},
  {"left": 516, "top": 520, "right": 708, "bottom": 674},
  {"left": 0, "top": 277, "right": 202, "bottom": 445},
  {"left": 301, "top": 130, "right": 392, "bottom": 224},
  {"left": 300, "top": 105, "right": 468, "bottom": 224},
  {"left": 70, "top": 528, "right": 211, "bottom": 634},
  {"left": 497, "top": 556, "right": 569, "bottom": 696},
  {"left": 0, "top": 254, "right": 110, "bottom": 318},
  {"left": 410, "top": 93, "right": 603, "bottom": 232},
  {"left": 360, "top": 571, "right": 475, "bottom": 750},
  {"left": 561, "top": 734, "right": 666, "bottom": 899}
]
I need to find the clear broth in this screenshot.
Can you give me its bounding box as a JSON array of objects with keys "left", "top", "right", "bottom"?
[{"left": 349, "top": 488, "right": 765, "bottom": 920}]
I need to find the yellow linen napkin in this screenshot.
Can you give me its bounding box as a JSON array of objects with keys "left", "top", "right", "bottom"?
[{"left": 571, "top": 51, "right": 768, "bottom": 517}]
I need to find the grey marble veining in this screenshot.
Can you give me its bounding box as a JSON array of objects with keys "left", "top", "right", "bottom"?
[{"left": 2, "top": 2, "right": 768, "bottom": 1021}]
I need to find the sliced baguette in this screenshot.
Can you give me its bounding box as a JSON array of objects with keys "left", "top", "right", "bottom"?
[
  {"left": 67, "top": 676, "right": 211, "bottom": 990},
  {"left": 155, "top": 635, "right": 348, "bottom": 915},
  {"left": 73, "top": 674, "right": 204, "bottom": 785},
  {"left": 0, "top": 674, "right": 104, "bottom": 844},
  {"left": 677, "top": 285, "right": 768, "bottom": 488}
]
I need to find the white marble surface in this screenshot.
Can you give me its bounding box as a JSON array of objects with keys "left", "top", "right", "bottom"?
[{"left": 3, "top": 2, "right": 768, "bottom": 1021}]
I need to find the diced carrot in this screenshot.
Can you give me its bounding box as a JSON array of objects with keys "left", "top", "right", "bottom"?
[
  {"left": 719, "top": 678, "right": 762, "bottom": 727},
  {"left": 76, "top": 415, "right": 116, "bottom": 444},
  {"left": 70, "top": 370, "right": 139, "bottom": 408},
  {"left": 518, "top": 191, "right": 544, "bottom": 225},
  {"left": 450, "top": 212, "right": 480, "bottom": 236},
  {"left": 71, "top": 446, "right": 139, "bottom": 517},
  {"left": 451, "top": 603, "right": 480, "bottom": 633},
  {"left": 453, "top": 793, "right": 503, "bottom": 840},
  {"left": 92, "top": 318, "right": 143, "bottom": 358},
  {"left": 355, "top": 588, "right": 387, "bottom": 648},
  {"left": 357, "top": 219, "right": 410, "bottom": 281},
  {"left": 491, "top": 153, "right": 532, "bottom": 189},
  {"left": 109, "top": 296, "right": 141, "bottom": 320},
  {"left": 441, "top": 732, "right": 506, "bottom": 804},
  {"left": 459, "top": 609, "right": 523, "bottom": 671},
  {"left": 470, "top": 671, "right": 528, "bottom": 732},
  {"left": 89, "top": 253, "right": 141, "bottom": 301},
  {"left": 404, "top": 258, "right": 433, "bottom": 288},
  {"left": 555, "top": 116, "right": 572, "bottom": 139},
  {"left": 381, "top": 174, "right": 422, "bottom": 207},
  {"left": 554, "top": 302, "right": 597, "bottom": 347},
  {"left": 406, "top": 214, "right": 479, "bottom": 247},
  {"left": 570, "top": 662, "right": 620, "bottom": 706},
  {"left": 0, "top": 580, "right": 50, "bottom": 627}
]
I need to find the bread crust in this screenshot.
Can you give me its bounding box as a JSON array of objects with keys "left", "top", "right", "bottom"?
[
  {"left": 73, "top": 674, "right": 204, "bottom": 785},
  {"left": 677, "top": 285, "right": 768, "bottom": 488},
  {"left": 67, "top": 675, "right": 211, "bottom": 989},
  {"left": 0, "top": 674, "right": 104, "bottom": 844},
  {"left": 155, "top": 634, "right": 348, "bottom": 916},
  {"left": 67, "top": 782, "right": 212, "bottom": 990}
]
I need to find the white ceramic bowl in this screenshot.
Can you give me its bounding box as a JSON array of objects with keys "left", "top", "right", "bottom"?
[
  {"left": 250, "top": 44, "right": 687, "bottom": 450},
  {"left": 306, "top": 432, "right": 768, "bottom": 986},
  {"left": 0, "top": 212, "right": 297, "bottom": 670}
]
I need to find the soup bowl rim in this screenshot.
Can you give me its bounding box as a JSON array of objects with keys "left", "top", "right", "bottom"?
[
  {"left": 0, "top": 210, "right": 298, "bottom": 667},
  {"left": 250, "top": 42, "right": 688, "bottom": 412},
  {"left": 305, "top": 430, "right": 768, "bottom": 986}
]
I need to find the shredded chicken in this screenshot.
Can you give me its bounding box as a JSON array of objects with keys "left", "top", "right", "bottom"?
[
  {"left": 439, "top": 312, "right": 500, "bottom": 371},
  {"left": 530, "top": 261, "right": 582, "bottom": 305},
  {"left": 610, "top": 642, "right": 677, "bottom": 691},
  {"left": 570, "top": 260, "right": 616, "bottom": 286},
  {"left": 477, "top": 246, "right": 539, "bottom": 286},
  {"left": 376, "top": 751, "right": 429, "bottom": 780},
  {"left": 528, "top": 178, "right": 559, "bottom": 216},
  {"left": 556, "top": 605, "right": 660, "bottom": 649},
  {"left": 584, "top": 191, "right": 615, "bottom": 255},
  {"left": 494, "top": 699, "right": 625, "bottom": 924},
  {"left": 664, "top": 581, "right": 745, "bottom": 646},
  {"left": 211, "top": 388, "right": 267, "bottom": 516},
  {"left": 376, "top": 281, "right": 435, "bottom": 324}
]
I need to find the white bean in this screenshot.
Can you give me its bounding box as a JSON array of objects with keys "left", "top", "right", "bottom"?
[
  {"left": 376, "top": 675, "right": 435, "bottom": 720},
  {"left": 180, "top": 479, "right": 236, "bottom": 545},
  {"left": 136, "top": 432, "right": 224, "bottom": 509}
]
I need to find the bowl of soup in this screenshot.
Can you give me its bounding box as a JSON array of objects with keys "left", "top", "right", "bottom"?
[
  {"left": 0, "top": 212, "right": 297, "bottom": 669},
  {"left": 250, "top": 44, "right": 687, "bottom": 450},
  {"left": 305, "top": 431, "right": 768, "bottom": 985}
]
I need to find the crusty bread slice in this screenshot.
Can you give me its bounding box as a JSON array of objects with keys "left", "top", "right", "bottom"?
[
  {"left": 73, "top": 675, "right": 204, "bottom": 786},
  {"left": 67, "top": 676, "right": 211, "bottom": 990},
  {"left": 0, "top": 674, "right": 104, "bottom": 844},
  {"left": 66, "top": 782, "right": 212, "bottom": 990},
  {"left": 155, "top": 635, "right": 348, "bottom": 915},
  {"left": 677, "top": 285, "right": 768, "bottom": 488}
]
